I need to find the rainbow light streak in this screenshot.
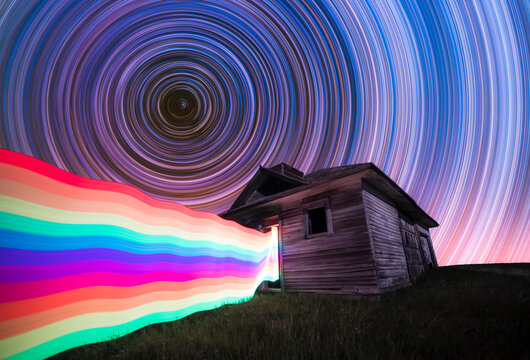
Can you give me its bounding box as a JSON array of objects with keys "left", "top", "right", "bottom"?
[{"left": 0, "top": 149, "right": 279, "bottom": 360}]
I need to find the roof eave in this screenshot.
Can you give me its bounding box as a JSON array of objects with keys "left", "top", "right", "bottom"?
[{"left": 364, "top": 164, "right": 438, "bottom": 228}]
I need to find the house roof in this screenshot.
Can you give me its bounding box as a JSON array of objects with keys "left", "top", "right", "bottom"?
[
  {"left": 228, "top": 165, "right": 307, "bottom": 211},
  {"left": 222, "top": 163, "right": 438, "bottom": 228},
  {"left": 303, "top": 164, "right": 369, "bottom": 183}
]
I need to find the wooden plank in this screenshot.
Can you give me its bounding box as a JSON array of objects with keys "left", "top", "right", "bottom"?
[{"left": 362, "top": 188, "right": 411, "bottom": 292}]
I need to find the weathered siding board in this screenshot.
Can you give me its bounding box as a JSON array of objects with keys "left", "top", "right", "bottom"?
[
  {"left": 362, "top": 188, "right": 411, "bottom": 292},
  {"left": 281, "top": 242, "right": 373, "bottom": 257}
]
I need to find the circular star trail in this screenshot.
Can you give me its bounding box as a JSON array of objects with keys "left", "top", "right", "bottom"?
[{"left": 1, "top": 0, "right": 529, "bottom": 265}]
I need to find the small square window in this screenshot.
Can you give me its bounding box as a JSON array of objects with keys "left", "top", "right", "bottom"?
[{"left": 307, "top": 207, "right": 328, "bottom": 235}]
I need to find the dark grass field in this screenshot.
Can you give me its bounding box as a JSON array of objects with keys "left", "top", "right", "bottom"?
[{"left": 53, "top": 264, "right": 530, "bottom": 359}]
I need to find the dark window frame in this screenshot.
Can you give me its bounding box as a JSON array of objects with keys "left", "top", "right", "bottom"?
[{"left": 304, "top": 198, "right": 333, "bottom": 238}]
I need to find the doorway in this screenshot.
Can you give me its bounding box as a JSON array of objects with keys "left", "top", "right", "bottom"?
[{"left": 261, "top": 216, "right": 282, "bottom": 291}]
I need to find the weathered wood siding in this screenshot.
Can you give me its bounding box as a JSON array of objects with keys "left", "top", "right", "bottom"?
[
  {"left": 223, "top": 175, "right": 379, "bottom": 295},
  {"left": 222, "top": 167, "right": 438, "bottom": 295},
  {"left": 280, "top": 180, "right": 378, "bottom": 295},
  {"left": 362, "top": 188, "right": 411, "bottom": 291}
]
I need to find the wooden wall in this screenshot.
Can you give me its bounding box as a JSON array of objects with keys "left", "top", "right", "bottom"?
[
  {"left": 222, "top": 169, "right": 438, "bottom": 295},
  {"left": 281, "top": 179, "right": 378, "bottom": 295},
  {"left": 223, "top": 174, "right": 380, "bottom": 295},
  {"left": 362, "top": 187, "right": 411, "bottom": 292}
]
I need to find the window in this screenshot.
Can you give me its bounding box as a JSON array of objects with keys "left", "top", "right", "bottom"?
[
  {"left": 307, "top": 207, "right": 328, "bottom": 235},
  {"left": 304, "top": 199, "right": 333, "bottom": 237}
]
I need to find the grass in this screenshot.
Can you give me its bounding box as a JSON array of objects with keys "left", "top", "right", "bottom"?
[{"left": 52, "top": 264, "right": 530, "bottom": 359}]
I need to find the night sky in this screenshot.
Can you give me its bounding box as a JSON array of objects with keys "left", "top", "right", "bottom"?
[{"left": 1, "top": 1, "right": 529, "bottom": 265}]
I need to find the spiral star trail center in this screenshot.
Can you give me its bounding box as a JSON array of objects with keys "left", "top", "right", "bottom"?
[
  {"left": 179, "top": 99, "right": 188, "bottom": 111},
  {"left": 160, "top": 89, "right": 198, "bottom": 127}
]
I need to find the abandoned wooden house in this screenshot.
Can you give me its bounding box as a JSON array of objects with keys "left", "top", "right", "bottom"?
[{"left": 220, "top": 163, "right": 438, "bottom": 296}]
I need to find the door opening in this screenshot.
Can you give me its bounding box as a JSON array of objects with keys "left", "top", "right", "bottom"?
[{"left": 261, "top": 216, "right": 282, "bottom": 292}]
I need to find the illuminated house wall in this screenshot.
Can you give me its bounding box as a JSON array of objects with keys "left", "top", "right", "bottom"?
[{"left": 0, "top": 149, "right": 279, "bottom": 360}]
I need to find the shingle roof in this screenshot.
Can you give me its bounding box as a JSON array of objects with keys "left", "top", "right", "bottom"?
[{"left": 303, "top": 164, "right": 370, "bottom": 183}]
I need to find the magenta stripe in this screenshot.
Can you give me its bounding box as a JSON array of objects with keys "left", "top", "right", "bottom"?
[
  {"left": 0, "top": 260, "right": 264, "bottom": 283},
  {"left": 0, "top": 269, "right": 263, "bottom": 302}
]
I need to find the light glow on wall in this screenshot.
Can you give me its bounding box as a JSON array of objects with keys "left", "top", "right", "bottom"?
[{"left": 0, "top": 149, "right": 279, "bottom": 359}]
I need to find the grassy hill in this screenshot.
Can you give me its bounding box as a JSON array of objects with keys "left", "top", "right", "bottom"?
[{"left": 53, "top": 264, "right": 529, "bottom": 359}]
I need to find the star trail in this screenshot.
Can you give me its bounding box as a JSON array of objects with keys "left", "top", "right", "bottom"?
[{"left": 1, "top": 0, "right": 529, "bottom": 265}]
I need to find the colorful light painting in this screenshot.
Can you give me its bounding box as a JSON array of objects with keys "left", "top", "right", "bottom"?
[{"left": 0, "top": 149, "right": 279, "bottom": 359}]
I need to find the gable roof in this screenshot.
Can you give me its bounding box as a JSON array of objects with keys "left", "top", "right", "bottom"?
[
  {"left": 223, "top": 163, "right": 438, "bottom": 228},
  {"left": 228, "top": 165, "right": 307, "bottom": 211}
]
